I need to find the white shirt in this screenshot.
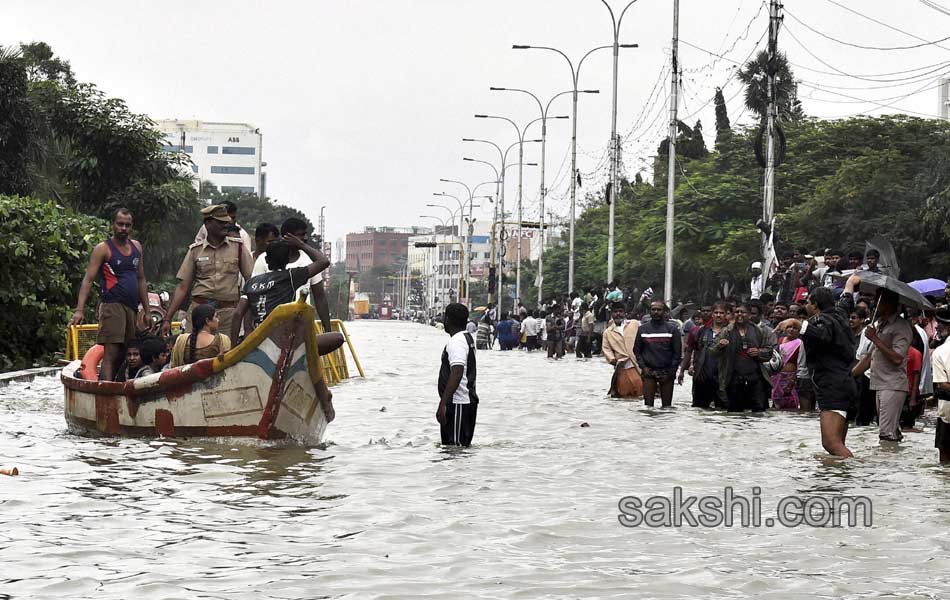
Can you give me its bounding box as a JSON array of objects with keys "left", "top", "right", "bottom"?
[
  {"left": 251, "top": 251, "right": 320, "bottom": 301},
  {"left": 445, "top": 331, "right": 473, "bottom": 404},
  {"left": 916, "top": 324, "right": 933, "bottom": 395},
  {"left": 750, "top": 274, "right": 763, "bottom": 300},
  {"left": 521, "top": 316, "right": 541, "bottom": 337},
  {"left": 855, "top": 327, "right": 873, "bottom": 380},
  {"left": 931, "top": 340, "right": 950, "bottom": 423}
]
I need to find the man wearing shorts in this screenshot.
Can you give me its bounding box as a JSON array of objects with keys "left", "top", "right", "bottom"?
[{"left": 70, "top": 208, "right": 149, "bottom": 381}]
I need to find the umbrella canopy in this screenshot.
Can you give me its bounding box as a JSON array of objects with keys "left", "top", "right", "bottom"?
[
  {"left": 909, "top": 278, "right": 946, "bottom": 297},
  {"left": 856, "top": 271, "right": 935, "bottom": 310}
]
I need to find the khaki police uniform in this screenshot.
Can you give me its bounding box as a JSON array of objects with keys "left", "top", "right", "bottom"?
[{"left": 176, "top": 206, "right": 254, "bottom": 335}]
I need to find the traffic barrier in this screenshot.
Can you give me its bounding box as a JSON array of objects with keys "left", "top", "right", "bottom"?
[
  {"left": 315, "top": 319, "right": 365, "bottom": 386},
  {"left": 66, "top": 323, "right": 182, "bottom": 361}
]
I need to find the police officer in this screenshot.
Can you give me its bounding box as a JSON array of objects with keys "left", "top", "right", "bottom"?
[{"left": 162, "top": 204, "right": 254, "bottom": 338}]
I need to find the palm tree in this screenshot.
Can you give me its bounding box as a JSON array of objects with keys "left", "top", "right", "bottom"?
[{"left": 737, "top": 50, "right": 803, "bottom": 122}]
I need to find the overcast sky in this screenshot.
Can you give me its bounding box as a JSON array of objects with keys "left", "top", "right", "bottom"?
[{"left": 5, "top": 0, "right": 950, "bottom": 251}]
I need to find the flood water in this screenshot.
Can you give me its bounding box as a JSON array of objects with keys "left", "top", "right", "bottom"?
[{"left": 3, "top": 320, "right": 950, "bottom": 599}]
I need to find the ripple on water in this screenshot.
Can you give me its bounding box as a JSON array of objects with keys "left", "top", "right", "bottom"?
[{"left": 4, "top": 321, "right": 950, "bottom": 598}]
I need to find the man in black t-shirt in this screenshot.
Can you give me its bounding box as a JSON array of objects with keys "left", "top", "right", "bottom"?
[{"left": 231, "top": 233, "right": 329, "bottom": 341}]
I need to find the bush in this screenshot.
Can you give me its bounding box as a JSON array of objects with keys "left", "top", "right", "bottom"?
[{"left": 0, "top": 195, "right": 107, "bottom": 368}]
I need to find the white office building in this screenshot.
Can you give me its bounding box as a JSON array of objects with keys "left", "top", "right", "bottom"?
[
  {"left": 156, "top": 119, "right": 264, "bottom": 195},
  {"left": 408, "top": 221, "right": 494, "bottom": 315}
]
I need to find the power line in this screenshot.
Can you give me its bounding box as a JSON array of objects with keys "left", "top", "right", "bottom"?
[
  {"left": 824, "top": 0, "right": 950, "bottom": 54},
  {"left": 797, "top": 78, "right": 944, "bottom": 117},
  {"left": 785, "top": 9, "right": 950, "bottom": 51},
  {"left": 789, "top": 57, "right": 950, "bottom": 80},
  {"left": 920, "top": 0, "right": 950, "bottom": 18}
]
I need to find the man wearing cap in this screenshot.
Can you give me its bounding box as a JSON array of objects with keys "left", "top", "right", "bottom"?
[
  {"left": 162, "top": 204, "right": 254, "bottom": 338},
  {"left": 930, "top": 309, "right": 950, "bottom": 462},
  {"left": 193, "top": 200, "right": 253, "bottom": 249},
  {"left": 750, "top": 261, "right": 764, "bottom": 300}
]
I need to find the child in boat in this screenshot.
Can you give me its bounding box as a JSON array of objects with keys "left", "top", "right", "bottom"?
[
  {"left": 232, "top": 233, "right": 343, "bottom": 357},
  {"left": 231, "top": 233, "right": 328, "bottom": 335},
  {"left": 135, "top": 337, "right": 167, "bottom": 378},
  {"left": 114, "top": 339, "right": 143, "bottom": 382}
]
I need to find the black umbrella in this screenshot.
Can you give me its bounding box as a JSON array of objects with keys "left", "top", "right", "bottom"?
[{"left": 855, "top": 271, "right": 934, "bottom": 310}]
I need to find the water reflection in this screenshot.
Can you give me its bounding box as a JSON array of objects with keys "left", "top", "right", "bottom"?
[{"left": 4, "top": 322, "right": 950, "bottom": 599}]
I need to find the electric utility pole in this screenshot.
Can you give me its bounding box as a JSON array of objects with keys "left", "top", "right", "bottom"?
[
  {"left": 762, "top": 0, "right": 783, "bottom": 277},
  {"left": 663, "top": 0, "right": 679, "bottom": 303}
]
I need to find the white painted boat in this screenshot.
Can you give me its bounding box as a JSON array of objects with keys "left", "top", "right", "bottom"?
[{"left": 61, "top": 296, "right": 331, "bottom": 443}]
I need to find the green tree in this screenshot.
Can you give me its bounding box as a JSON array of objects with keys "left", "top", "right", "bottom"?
[
  {"left": 0, "top": 195, "right": 107, "bottom": 368},
  {"left": 200, "top": 182, "right": 314, "bottom": 241},
  {"left": 0, "top": 47, "right": 34, "bottom": 196},
  {"left": 714, "top": 87, "right": 731, "bottom": 146},
  {"left": 737, "top": 50, "right": 803, "bottom": 122},
  {"left": 19, "top": 41, "right": 75, "bottom": 85}
]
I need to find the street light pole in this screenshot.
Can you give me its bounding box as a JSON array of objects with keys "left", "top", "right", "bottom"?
[
  {"left": 464, "top": 138, "right": 541, "bottom": 310},
  {"left": 490, "top": 86, "right": 571, "bottom": 305},
  {"left": 513, "top": 43, "right": 624, "bottom": 294},
  {"left": 440, "top": 178, "right": 474, "bottom": 307},
  {"left": 474, "top": 114, "right": 529, "bottom": 305},
  {"left": 599, "top": 0, "right": 640, "bottom": 283}
]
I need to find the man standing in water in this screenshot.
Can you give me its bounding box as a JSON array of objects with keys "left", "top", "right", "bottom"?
[
  {"left": 634, "top": 300, "right": 681, "bottom": 407},
  {"left": 778, "top": 275, "right": 859, "bottom": 457},
  {"left": 70, "top": 208, "right": 149, "bottom": 381},
  {"left": 602, "top": 302, "right": 642, "bottom": 398},
  {"left": 436, "top": 303, "right": 479, "bottom": 447}
]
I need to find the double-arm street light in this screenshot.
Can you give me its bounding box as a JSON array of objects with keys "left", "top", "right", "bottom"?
[
  {"left": 489, "top": 86, "right": 572, "bottom": 304},
  {"left": 419, "top": 213, "right": 460, "bottom": 308},
  {"left": 463, "top": 137, "right": 540, "bottom": 310},
  {"left": 474, "top": 113, "right": 541, "bottom": 306},
  {"left": 439, "top": 178, "right": 475, "bottom": 305},
  {"left": 600, "top": 0, "right": 641, "bottom": 284},
  {"left": 514, "top": 43, "right": 636, "bottom": 294},
  {"left": 465, "top": 159, "right": 502, "bottom": 308}
]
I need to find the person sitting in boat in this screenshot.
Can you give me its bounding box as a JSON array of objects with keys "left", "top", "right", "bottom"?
[
  {"left": 114, "top": 339, "right": 144, "bottom": 382},
  {"left": 135, "top": 337, "right": 168, "bottom": 378},
  {"left": 230, "top": 233, "right": 343, "bottom": 356},
  {"left": 170, "top": 304, "right": 231, "bottom": 368}
]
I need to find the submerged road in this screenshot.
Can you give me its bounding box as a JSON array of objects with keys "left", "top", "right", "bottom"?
[{"left": 2, "top": 320, "right": 949, "bottom": 598}]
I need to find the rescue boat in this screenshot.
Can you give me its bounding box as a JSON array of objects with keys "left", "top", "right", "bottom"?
[{"left": 61, "top": 295, "right": 331, "bottom": 443}]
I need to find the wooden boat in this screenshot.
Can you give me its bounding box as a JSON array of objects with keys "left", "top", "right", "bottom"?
[{"left": 61, "top": 295, "right": 331, "bottom": 443}]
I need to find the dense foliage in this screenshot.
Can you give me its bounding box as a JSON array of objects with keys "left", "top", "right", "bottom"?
[
  {"left": 534, "top": 115, "right": 950, "bottom": 305},
  {"left": 0, "top": 195, "right": 107, "bottom": 368},
  {"left": 0, "top": 43, "right": 314, "bottom": 365}
]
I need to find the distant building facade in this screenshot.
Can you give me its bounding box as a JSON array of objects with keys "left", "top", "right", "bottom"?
[
  {"left": 156, "top": 119, "right": 264, "bottom": 195},
  {"left": 345, "top": 226, "right": 430, "bottom": 274}
]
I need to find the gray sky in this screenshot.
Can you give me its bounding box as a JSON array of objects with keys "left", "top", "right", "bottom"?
[{"left": 5, "top": 0, "right": 950, "bottom": 248}]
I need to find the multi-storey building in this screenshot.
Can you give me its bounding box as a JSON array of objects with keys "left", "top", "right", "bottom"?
[
  {"left": 345, "top": 226, "right": 430, "bottom": 274},
  {"left": 156, "top": 119, "right": 264, "bottom": 195}
]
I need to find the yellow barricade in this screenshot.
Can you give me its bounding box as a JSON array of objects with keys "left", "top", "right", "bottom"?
[
  {"left": 65, "top": 323, "right": 183, "bottom": 361},
  {"left": 315, "top": 319, "right": 365, "bottom": 386},
  {"left": 66, "top": 319, "right": 364, "bottom": 387}
]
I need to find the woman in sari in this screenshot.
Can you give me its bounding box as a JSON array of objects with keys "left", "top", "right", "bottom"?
[{"left": 772, "top": 322, "right": 803, "bottom": 410}]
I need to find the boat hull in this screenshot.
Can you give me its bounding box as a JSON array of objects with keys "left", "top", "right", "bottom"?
[{"left": 62, "top": 298, "right": 329, "bottom": 443}]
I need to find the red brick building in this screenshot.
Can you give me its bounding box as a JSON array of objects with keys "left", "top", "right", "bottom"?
[{"left": 345, "top": 226, "right": 429, "bottom": 274}]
